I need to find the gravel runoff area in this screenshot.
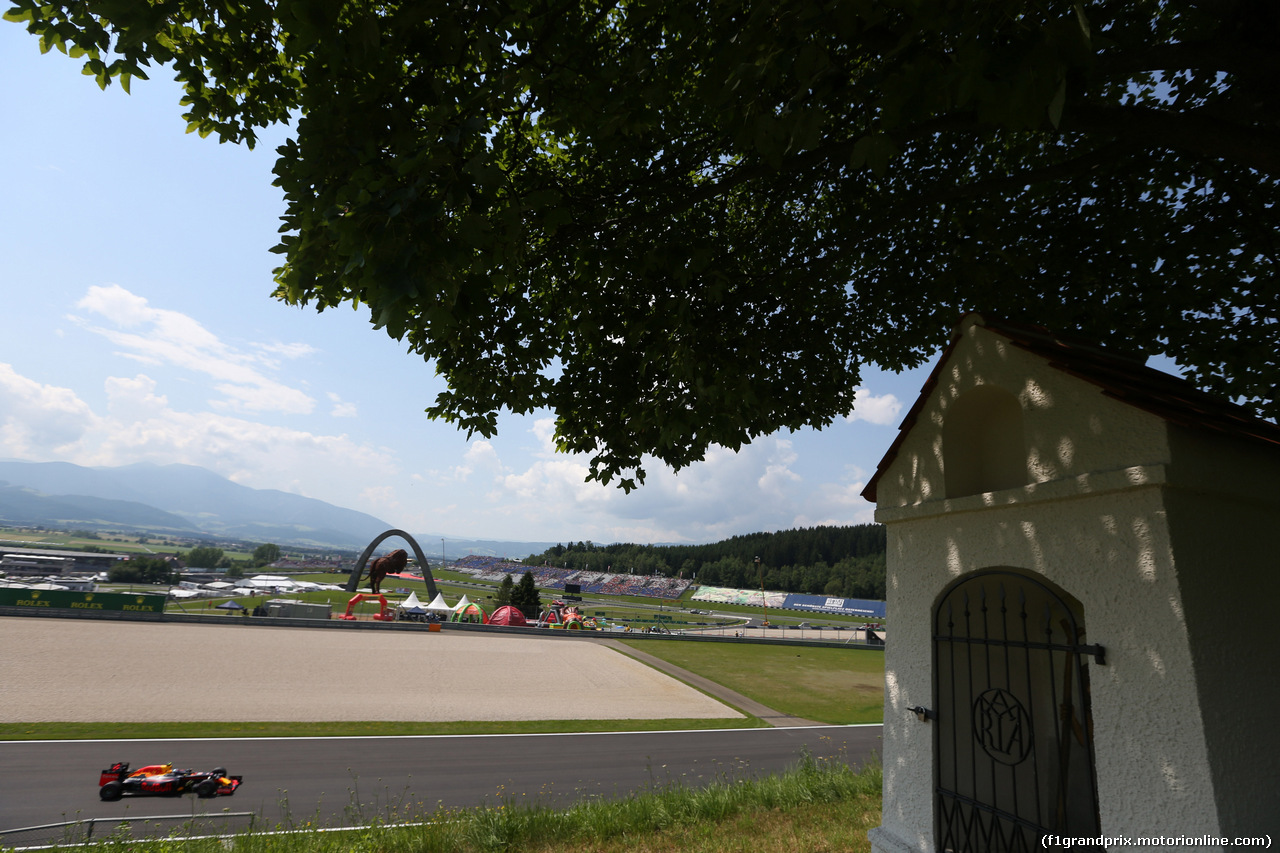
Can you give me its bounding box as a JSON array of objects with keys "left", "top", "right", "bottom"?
[{"left": 1, "top": 618, "right": 743, "bottom": 723}]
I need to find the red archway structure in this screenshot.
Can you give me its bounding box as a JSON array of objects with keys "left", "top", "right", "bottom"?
[
  {"left": 345, "top": 529, "right": 439, "bottom": 600},
  {"left": 339, "top": 593, "right": 395, "bottom": 621}
]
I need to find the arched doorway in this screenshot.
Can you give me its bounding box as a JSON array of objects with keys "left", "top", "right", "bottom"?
[
  {"left": 933, "top": 569, "right": 1103, "bottom": 851},
  {"left": 345, "top": 529, "right": 439, "bottom": 601}
]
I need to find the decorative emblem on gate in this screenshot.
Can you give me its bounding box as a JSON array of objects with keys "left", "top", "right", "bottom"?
[{"left": 972, "top": 688, "right": 1032, "bottom": 765}]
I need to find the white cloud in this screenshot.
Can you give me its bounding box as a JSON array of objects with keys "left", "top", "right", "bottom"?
[
  {"left": 359, "top": 485, "right": 399, "bottom": 513},
  {"left": 846, "top": 386, "right": 903, "bottom": 425},
  {"left": 0, "top": 361, "right": 396, "bottom": 506},
  {"left": 104, "top": 374, "right": 169, "bottom": 418},
  {"left": 757, "top": 441, "right": 802, "bottom": 496},
  {"left": 446, "top": 440, "right": 505, "bottom": 481},
  {"left": 327, "top": 392, "right": 358, "bottom": 418},
  {"left": 0, "top": 363, "right": 97, "bottom": 455},
  {"left": 794, "top": 504, "right": 878, "bottom": 528},
  {"left": 477, "top": 421, "right": 828, "bottom": 543},
  {"left": 256, "top": 341, "right": 320, "bottom": 362},
  {"left": 71, "top": 284, "right": 316, "bottom": 415}
]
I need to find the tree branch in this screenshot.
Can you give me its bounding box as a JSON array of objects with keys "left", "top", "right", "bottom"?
[
  {"left": 1068, "top": 102, "right": 1280, "bottom": 176},
  {"left": 1095, "top": 39, "right": 1280, "bottom": 82}
]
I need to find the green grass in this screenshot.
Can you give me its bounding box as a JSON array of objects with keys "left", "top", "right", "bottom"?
[
  {"left": 617, "top": 640, "right": 885, "bottom": 725},
  {"left": 0, "top": 717, "right": 764, "bottom": 742}
]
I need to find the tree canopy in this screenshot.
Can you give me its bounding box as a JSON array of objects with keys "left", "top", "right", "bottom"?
[
  {"left": 109, "top": 555, "right": 177, "bottom": 585},
  {"left": 184, "top": 545, "right": 225, "bottom": 569},
  {"left": 494, "top": 572, "right": 515, "bottom": 607},
  {"left": 510, "top": 569, "right": 542, "bottom": 618},
  {"left": 527, "top": 523, "right": 887, "bottom": 598},
  {"left": 8, "top": 0, "right": 1277, "bottom": 486}
]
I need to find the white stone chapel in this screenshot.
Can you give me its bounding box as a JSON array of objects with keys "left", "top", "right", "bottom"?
[{"left": 862, "top": 314, "right": 1280, "bottom": 853}]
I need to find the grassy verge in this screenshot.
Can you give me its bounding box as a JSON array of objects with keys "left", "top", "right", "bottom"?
[
  {"left": 0, "top": 717, "right": 764, "bottom": 742},
  {"left": 52, "top": 752, "right": 881, "bottom": 852},
  {"left": 617, "top": 641, "right": 885, "bottom": 725}
]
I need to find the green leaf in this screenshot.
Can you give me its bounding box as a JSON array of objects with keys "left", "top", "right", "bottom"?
[{"left": 850, "top": 133, "right": 898, "bottom": 176}]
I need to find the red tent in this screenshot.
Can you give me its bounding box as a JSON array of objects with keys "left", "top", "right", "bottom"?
[{"left": 489, "top": 605, "right": 528, "bottom": 626}]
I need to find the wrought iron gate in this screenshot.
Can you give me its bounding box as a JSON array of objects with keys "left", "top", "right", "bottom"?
[{"left": 933, "top": 570, "right": 1103, "bottom": 852}]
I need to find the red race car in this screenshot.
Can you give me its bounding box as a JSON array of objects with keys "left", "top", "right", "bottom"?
[{"left": 98, "top": 762, "right": 243, "bottom": 801}]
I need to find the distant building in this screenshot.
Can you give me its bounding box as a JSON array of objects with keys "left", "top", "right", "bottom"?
[
  {"left": 0, "top": 553, "right": 75, "bottom": 576},
  {"left": 0, "top": 547, "right": 127, "bottom": 574}
]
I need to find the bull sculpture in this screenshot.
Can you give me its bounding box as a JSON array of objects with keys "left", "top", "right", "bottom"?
[{"left": 368, "top": 548, "right": 408, "bottom": 594}]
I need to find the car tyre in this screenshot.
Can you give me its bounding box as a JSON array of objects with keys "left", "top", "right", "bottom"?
[
  {"left": 194, "top": 780, "right": 219, "bottom": 798},
  {"left": 100, "top": 781, "right": 124, "bottom": 801}
]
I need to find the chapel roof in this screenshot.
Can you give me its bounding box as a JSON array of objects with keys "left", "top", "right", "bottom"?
[{"left": 860, "top": 313, "right": 1280, "bottom": 502}]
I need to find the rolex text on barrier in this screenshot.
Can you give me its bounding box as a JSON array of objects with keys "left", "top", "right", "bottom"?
[{"left": 0, "top": 588, "right": 166, "bottom": 613}]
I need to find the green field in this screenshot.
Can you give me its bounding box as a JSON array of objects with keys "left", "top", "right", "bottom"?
[
  {"left": 0, "top": 527, "right": 186, "bottom": 555},
  {"left": 618, "top": 640, "right": 884, "bottom": 725}
]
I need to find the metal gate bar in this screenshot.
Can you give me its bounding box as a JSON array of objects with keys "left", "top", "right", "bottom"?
[{"left": 933, "top": 570, "right": 1102, "bottom": 853}]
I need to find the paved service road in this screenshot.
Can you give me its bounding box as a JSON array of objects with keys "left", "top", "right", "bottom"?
[{"left": 1, "top": 726, "right": 882, "bottom": 841}]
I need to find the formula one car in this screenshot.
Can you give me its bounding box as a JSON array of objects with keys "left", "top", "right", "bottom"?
[{"left": 98, "top": 762, "right": 242, "bottom": 801}]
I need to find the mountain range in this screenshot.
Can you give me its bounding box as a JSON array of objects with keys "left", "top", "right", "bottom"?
[{"left": 0, "top": 460, "right": 555, "bottom": 555}]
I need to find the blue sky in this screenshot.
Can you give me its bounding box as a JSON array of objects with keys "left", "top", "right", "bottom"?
[{"left": 1, "top": 23, "right": 940, "bottom": 544}]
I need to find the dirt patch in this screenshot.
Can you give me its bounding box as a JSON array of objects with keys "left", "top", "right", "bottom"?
[{"left": 1, "top": 618, "right": 743, "bottom": 723}]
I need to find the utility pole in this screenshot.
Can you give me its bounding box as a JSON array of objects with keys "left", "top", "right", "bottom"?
[{"left": 756, "top": 556, "right": 768, "bottom": 628}]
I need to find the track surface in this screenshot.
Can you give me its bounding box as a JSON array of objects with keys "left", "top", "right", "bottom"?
[{"left": 1, "top": 727, "right": 882, "bottom": 842}]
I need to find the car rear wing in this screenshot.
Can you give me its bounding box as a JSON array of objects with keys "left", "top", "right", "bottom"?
[{"left": 98, "top": 762, "right": 129, "bottom": 786}]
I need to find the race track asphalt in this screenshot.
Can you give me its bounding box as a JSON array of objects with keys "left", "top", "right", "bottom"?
[{"left": 1, "top": 726, "right": 885, "bottom": 841}]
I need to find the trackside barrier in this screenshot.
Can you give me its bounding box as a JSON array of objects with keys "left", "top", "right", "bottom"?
[
  {"left": 0, "top": 811, "right": 254, "bottom": 849},
  {"left": 0, "top": 587, "right": 166, "bottom": 614},
  {"left": 2, "top": 820, "right": 449, "bottom": 851}
]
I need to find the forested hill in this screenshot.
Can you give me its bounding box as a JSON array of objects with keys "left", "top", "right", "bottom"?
[{"left": 525, "top": 524, "right": 886, "bottom": 601}]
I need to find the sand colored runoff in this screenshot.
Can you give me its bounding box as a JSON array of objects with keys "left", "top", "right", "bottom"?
[{"left": 0, "top": 618, "right": 743, "bottom": 723}]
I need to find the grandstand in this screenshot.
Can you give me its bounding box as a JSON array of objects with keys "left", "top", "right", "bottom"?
[
  {"left": 451, "top": 555, "right": 692, "bottom": 600},
  {"left": 450, "top": 555, "right": 884, "bottom": 616}
]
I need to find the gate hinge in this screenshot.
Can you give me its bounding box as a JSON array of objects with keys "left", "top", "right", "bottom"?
[{"left": 1081, "top": 643, "right": 1106, "bottom": 665}]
